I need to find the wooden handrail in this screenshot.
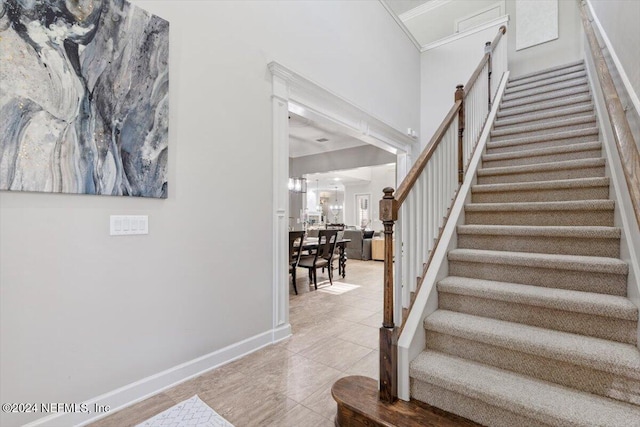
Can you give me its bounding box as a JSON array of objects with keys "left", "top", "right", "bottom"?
[
  {"left": 393, "top": 100, "right": 462, "bottom": 207},
  {"left": 377, "top": 25, "right": 507, "bottom": 404},
  {"left": 490, "top": 25, "right": 507, "bottom": 52},
  {"left": 463, "top": 25, "right": 505, "bottom": 97},
  {"left": 580, "top": 2, "right": 640, "bottom": 227}
]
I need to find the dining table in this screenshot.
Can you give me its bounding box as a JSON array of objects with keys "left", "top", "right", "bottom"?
[{"left": 300, "top": 237, "right": 351, "bottom": 278}]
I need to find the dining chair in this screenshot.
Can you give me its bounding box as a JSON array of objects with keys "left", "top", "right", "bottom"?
[
  {"left": 323, "top": 229, "right": 343, "bottom": 277},
  {"left": 297, "top": 229, "right": 338, "bottom": 290},
  {"left": 288, "top": 231, "right": 305, "bottom": 295}
]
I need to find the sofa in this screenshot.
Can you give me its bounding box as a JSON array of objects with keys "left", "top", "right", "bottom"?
[{"left": 343, "top": 229, "right": 374, "bottom": 260}]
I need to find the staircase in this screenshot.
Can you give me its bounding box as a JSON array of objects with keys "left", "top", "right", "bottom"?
[{"left": 409, "top": 61, "right": 640, "bottom": 426}]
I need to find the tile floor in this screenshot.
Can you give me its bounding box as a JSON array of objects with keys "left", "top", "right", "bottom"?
[{"left": 89, "top": 260, "right": 384, "bottom": 427}]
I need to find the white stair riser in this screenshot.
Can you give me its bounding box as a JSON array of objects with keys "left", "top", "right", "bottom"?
[
  {"left": 503, "top": 78, "right": 589, "bottom": 101},
  {"left": 448, "top": 259, "right": 625, "bottom": 295},
  {"left": 490, "top": 120, "right": 597, "bottom": 142},
  {"left": 509, "top": 64, "right": 586, "bottom": 87},
  {"left": 425, "top": 331, "right": 640, "bottom": 405},
  {"left": 501, "top": 86, "right": 590, "bottom": 110},
  {"left": 410, "top": 380, "right": 544, "bottom": 427},
  {"left": 477, "top": 165, "right": 605, "bottom": 185},
  {"left": 483, "top": 147, "right": 602, "bottom": 168},
  {"left": 472, "top": 185, "right": 610, "bottom": 203},
  {"left": 457, "top": 233, "right": 620, "bottom": 258},
  {"left": 497, "top": 97, "right": 592, "bottom": 119},
  {"left": 438, "top": 292, "right": 635, "bottom": 344}
]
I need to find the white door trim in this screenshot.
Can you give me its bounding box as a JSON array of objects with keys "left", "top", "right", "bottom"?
[{"left": 268, "top": 61, "right": 416, "bottom": 334}]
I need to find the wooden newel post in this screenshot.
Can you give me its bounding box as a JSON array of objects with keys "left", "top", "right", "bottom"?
[
  {"left": 379, "top": 187, "right": 398, "bottom": 402},
  {"left": 485, "top": 41, "right": 492, "bottom": 108},
  {"left": 455, "top": 85, "right": 465, "bottom": 183}
]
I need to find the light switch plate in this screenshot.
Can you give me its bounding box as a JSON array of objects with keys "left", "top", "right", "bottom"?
[{"left": 110, "top": 215, "right": 149, "bottom": 236}]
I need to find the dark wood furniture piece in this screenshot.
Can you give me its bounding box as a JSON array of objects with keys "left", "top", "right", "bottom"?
[
  {"left": 288, "top": 231, "right": 305, "bottom": 295},
  {"left": 297, "top": 229, "right": 338, "bottom": 290},
  {"left": 300, "top": 237, "right": 350, "bottom": 279}
]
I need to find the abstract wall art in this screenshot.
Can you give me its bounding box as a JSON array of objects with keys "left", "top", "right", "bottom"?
[
  {"left": 0, "top": 0, "right": 169, "bottom": 198},
  {"left": 515, "top": 0, "right": 558, "bottom": 51}
]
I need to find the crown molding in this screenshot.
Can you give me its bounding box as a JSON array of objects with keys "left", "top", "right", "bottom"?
[
  {"left": 421, "top": 15, "right": 509, "bottom": 52},
  {"left": 378, "top": 0, "right": 422, "bottom": 51},
  {"left": 399, "top": 0, "right": 452, "bottom": 22}
]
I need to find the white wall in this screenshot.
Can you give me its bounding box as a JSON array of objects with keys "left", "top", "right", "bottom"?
[
  {"left": 0, "top": 1, "right": 420, "bottom": 425},
  {"left": 420, "top": 23, "right": 505, "bottom": 150},
  {"left": 587, "top": 0, "right": 640, "bottom": 151},
  {"left": 419, "top": 0, "right": 583, "bottom": 151},
  {"left": 344, "top": 164, "right": 396, "bottom": 232},
  {"left": 585, "top": 0, "right": 639, "bottom": 99},
  {"left": 506, "top": 0, "right": 582, "bottom": 78}
]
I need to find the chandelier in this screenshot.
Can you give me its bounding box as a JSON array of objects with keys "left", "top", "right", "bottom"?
[
  {"left": 329, "top": 186, "right": 343, "bottom": 222},
  {"left": 288, "top": 177, "right": 307, "bottom": 193}
]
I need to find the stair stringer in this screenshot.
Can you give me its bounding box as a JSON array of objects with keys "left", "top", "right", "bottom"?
[
  {"left": 584, "top": 41, "right": 640, "bottom": 347},
  {"left": 397, "top": 71, "right": 510, "bottom": 400}
]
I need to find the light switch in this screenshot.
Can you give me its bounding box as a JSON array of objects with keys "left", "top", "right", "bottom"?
[{"left": 110, "top": 215, "right": 149, "bottom": 236}]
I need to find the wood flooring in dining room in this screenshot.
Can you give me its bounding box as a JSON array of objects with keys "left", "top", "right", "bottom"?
[{"left": 87, "top": 260, "right": 476, "bottom": 426}]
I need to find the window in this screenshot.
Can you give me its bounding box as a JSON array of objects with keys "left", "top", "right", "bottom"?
[{"left": 355, "top": 194, "right": 371, "bottom": 229}]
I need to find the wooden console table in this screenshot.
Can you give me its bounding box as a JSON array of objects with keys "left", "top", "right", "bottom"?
[{"left": 371, "top": 238, "right": 393, "bottom": 261}]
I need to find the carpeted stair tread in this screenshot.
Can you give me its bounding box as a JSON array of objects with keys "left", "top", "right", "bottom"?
[
  {"left": 410, "top": 351, "right": 640, "bottom": 427},
  {"left": 508, "top": 65, "right": 585, "bottom": 86},
  {"left": 424, "top": 310, "right": 640, "bottom": 379},
  {"left": 438, "top": 276, "right": 636, "bottom": 321},
  {"left": 504, "top": 70, "right": 588, "bottom": 95},
  {"left": 472, "top": 176, "right": 609, "bottom": 193},
  {"left": 448, "top": 248, "right": 627, "bottom": 275},
  {"left": 502, "top": 78, "right": 589, "bottom": 102},
  {"left": 508, "top": 60, "right": 584, "bottom": 82},
  {"left": 410, "top": 60, "right": 640, "bottom": 423},
  {"left": 496, "top": 94, "right": 592, "bottom": 118},
  {"left": 486, "top": 127, "right": 599, "bottom": 151},
  {"left": 477, "top": 157, "right": 605, "bottom": 177},
  {"left": 490, "top": 115, "right": 596, "bottom": 139},
  {"left": 457, "top": 223, "right": 620, "bottom": 257},
  {"left": 483, "top": 141, "right": 601, "bottom": 162},
  {"left": 500, "top": 85, "right": 590, "bottom": 110},
  {"left": 457, "top": 224, "right": 620, "bottom": 239},
  {"left": 494, "top": 103, "right": 594, "bottom": 128},
  {"left": 465, "top": 199, "right": 614, "bottom": 215}
]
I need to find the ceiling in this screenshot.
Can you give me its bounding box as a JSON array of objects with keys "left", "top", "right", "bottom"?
[
  {"left": 287, "top": 113, "right": 394, "bottom": 192},
  {"left": 288, "top": 113, "right": 367, "bottom": 158},
  {"left": 386, "top": 0, "right": 507, "bottom": 47},
  {"left": 288, "top": 0, "right": 503, "bottom": 190},
  {"left": 304, "top": 163, "right": 395, "bottom": 192},
  {"left": 386, "top": 0, "right": 432, "bottom": 16}
]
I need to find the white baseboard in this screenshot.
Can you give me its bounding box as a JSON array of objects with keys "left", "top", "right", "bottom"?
[
  {"left": 23, "top": 325, "right": 292, "bottom": 427},
  {"left": 272, "top": 323, "right": 292, "bottom": 343}
]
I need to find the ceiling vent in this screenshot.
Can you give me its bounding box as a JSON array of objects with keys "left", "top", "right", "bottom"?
[{"left": 316, "top": 138, "right": 329, "bottom": 143}]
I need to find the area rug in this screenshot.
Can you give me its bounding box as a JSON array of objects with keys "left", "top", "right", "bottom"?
[
  {"left": 135, "top": 395, "right": 233, "bottom": 427},
  {"left": 317, "top": 282, "right": 360, "bottom": 295}
]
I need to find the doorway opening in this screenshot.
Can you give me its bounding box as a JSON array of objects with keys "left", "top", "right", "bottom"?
[{"left": 269, "top": 62, "right": 416, "bottom": 340}]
